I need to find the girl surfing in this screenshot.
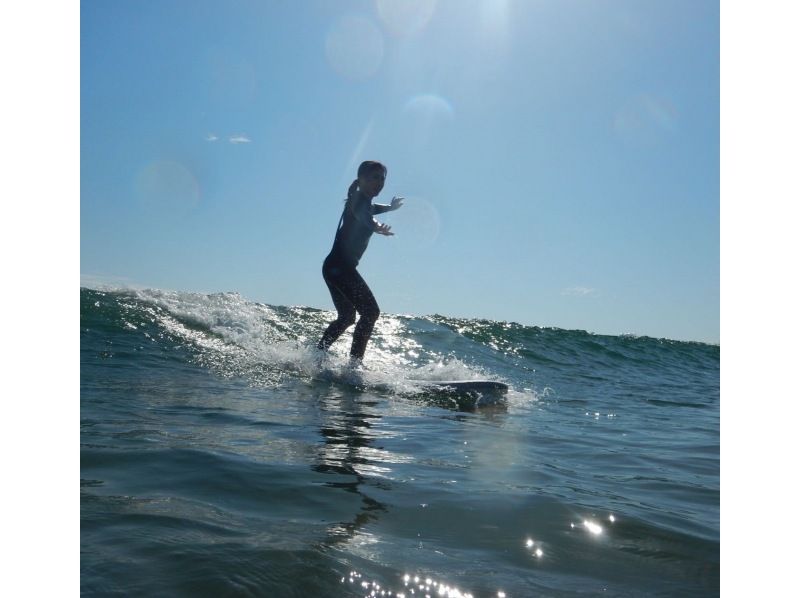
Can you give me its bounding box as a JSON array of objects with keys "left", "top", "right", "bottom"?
[{"left": 316, "top": 161, "right": 403, "bottom": 364}]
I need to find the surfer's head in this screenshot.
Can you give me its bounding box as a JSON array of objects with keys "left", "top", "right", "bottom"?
[{"left": 348, "top": 161, "right": 387, "bottom": 200}]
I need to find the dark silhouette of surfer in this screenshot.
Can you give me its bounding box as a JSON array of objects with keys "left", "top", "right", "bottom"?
[{"left": 317, "top": 161, "right": 403, "bottom": 364}]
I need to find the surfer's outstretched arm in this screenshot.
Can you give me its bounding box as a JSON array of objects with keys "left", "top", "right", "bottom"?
[
  {"left": 374, "top": 221, "right": 393, "bottom": 236},
  {"left": 349, "top": 201, "right": 392, "bottom": 235},
  {"left": 372, "top": 196, "right": 404, "bottom": 214}
]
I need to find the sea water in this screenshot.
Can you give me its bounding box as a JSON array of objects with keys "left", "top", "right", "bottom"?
[{"left": 80, "top": 287, "right": 719, "bottom": 596}]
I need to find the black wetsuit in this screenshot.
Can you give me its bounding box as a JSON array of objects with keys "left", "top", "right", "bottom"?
[{"left": 317, "top": 192, "right": 381, "bottom": 359}]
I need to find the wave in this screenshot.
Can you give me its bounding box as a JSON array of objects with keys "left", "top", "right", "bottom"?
[
  {"left": 80, "top": 287, "right": 512, "bottom": 394},
  {"left": 80, "top": 286, "right": 718, "bottom": 401}
]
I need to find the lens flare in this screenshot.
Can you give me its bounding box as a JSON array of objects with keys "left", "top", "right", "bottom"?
[
  {"left": 613, "top": 94, "right": 678, "bottom": 145},
  {"left": 390, "top": 195, "right": 441, "bottom": 249},
  {"left": 402, "top": 93, "right": 454, "bottom": 147},
  {"left": 404, "top": 94, "right": 454, "bottom": 121},
  {"left": 326, "top": 15, "right": 384, "bottom": 80},
  {"left": 135, "top": 160, "right": 200, "bottom": 214}
]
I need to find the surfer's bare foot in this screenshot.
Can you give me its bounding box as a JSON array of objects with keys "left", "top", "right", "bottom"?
[{"left": 310, "top": 347, "right": 328, "bottom": 369}]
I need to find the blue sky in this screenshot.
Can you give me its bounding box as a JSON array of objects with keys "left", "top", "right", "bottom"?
[{"left": 80, "top": 0, "right": 719, "bottom": 343}]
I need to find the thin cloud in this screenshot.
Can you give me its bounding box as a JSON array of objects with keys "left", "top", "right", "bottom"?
[
  {"left": 229, "top": 134, "right": 251, "bottom": 144},
  {"left": 561, "top": 286, "right": 598, "bottom": 297},
  {"left": 206, "top": 133, "right": 219, "bottom": 141}
]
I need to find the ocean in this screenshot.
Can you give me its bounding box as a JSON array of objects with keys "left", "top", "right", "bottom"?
[{"left": 80, "top": 286, "right": 719, "bottom": 597}]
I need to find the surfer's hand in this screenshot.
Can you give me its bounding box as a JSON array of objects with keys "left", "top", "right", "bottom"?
[
  {"left": 390, "top": 196, "right": 404, "bottom": 211},
  {"left": 374, "top": 220, "right": 394, "bottom": 236}
]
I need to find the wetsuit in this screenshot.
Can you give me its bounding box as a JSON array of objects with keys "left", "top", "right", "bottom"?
[{"left": 317, "top": 192, "right": 383, "bottom": 359}]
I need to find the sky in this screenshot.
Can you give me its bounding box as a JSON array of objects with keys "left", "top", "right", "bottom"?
[{"left": 80, "top": 0, "right": 720, "bottom": 343}]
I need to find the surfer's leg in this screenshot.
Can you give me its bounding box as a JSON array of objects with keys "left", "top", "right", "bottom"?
[
  {"left": 348, "top": 271, "right": 380, "bottom": 361},
  {"left": 317, "top": 277, "right": 357, "bottom": 351}
]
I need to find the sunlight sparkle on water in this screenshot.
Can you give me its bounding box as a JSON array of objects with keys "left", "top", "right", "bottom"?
[
  {"left": 345, "top": 570, "right": 481, "bottom": 598},
  {"left": 584, "top": 520, "right": 603, "bottom": 535},
  {"left": 525, "top": 537, "right": 544, "bottom": 558}
]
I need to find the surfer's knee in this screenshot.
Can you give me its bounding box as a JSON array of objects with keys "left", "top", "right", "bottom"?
[
  {"left": 361, "top": 304, "right": 380, "bottom": 325},
  {"left": 338, "top": 311, "right": 357, "bottom": 328}
]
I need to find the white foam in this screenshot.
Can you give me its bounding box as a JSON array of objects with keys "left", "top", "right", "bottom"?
[{"left": 103, "top": 287, "right": 510, "bottom": 395}]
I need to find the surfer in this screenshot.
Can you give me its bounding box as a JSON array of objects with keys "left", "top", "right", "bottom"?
[{"left": 317, "top": 161, "right": 403, "bottom": 364}]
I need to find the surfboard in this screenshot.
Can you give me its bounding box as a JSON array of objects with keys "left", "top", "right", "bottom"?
[
  {"left": 410, "top": 379, "right": 508, "bottom": 411},
  {"left": 311, "top": 361, "right": 508, "bottom": 406},
  {"left": 411, "top": 380, "right": 509, "bottom": 394}
]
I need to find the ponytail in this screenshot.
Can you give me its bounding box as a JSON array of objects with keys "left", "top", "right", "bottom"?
[{"left": 345, "top": 179, "right": 359, "bottom": 204}]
